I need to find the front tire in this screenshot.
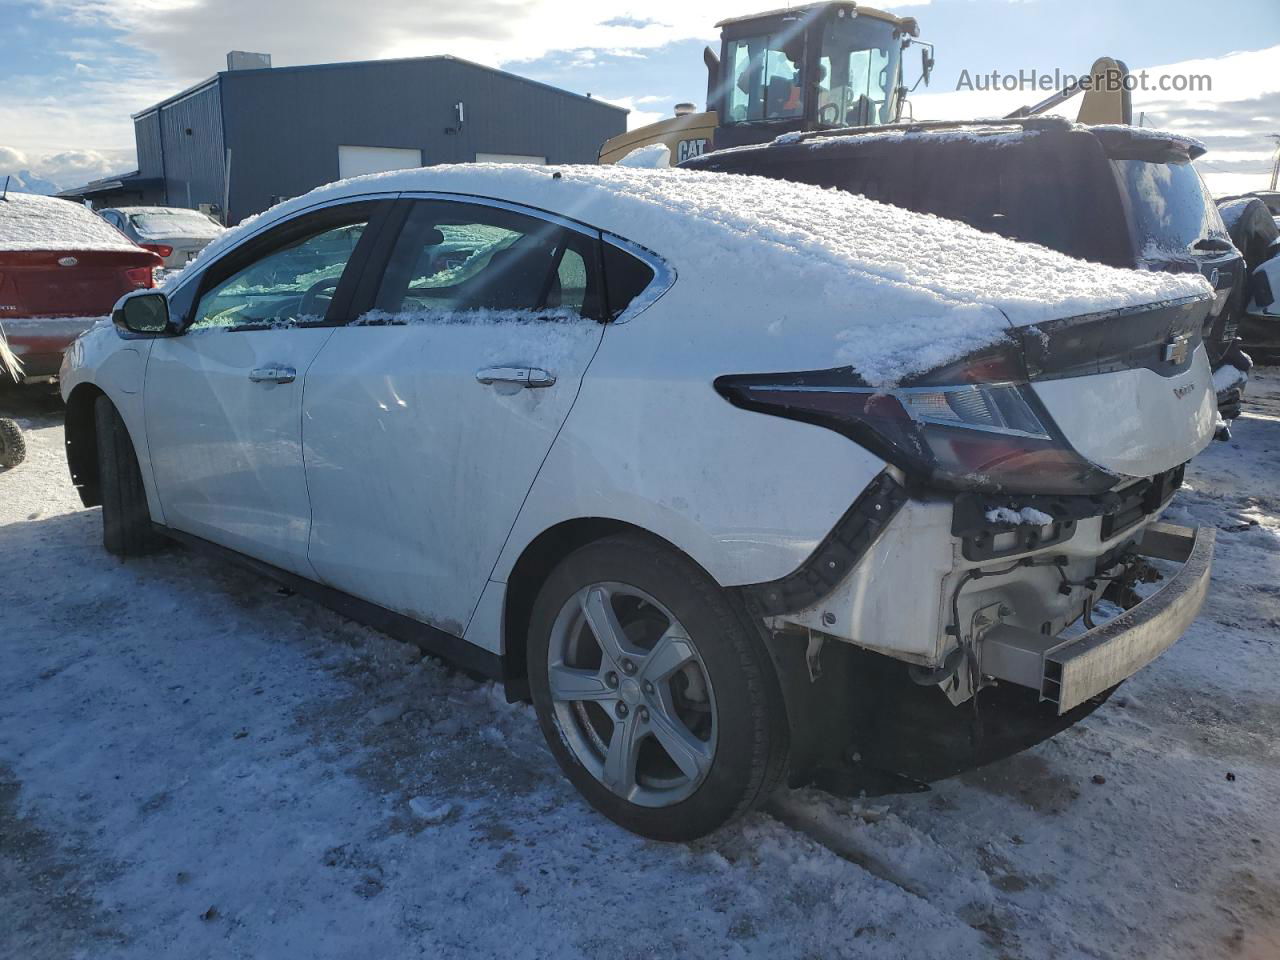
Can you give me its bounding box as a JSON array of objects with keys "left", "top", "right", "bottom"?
[
  {"left": 0, "top": 418, "right": 25, "bottom": 470},
  {"left": 528, "top": 534, "right": 788, "bottom": 840},
  {"left": 94, "top": 396, "right": 162, "bottom": 557}
]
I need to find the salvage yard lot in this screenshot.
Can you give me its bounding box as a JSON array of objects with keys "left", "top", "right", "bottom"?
[{"left": 2, "top": 372, "right": 1279, "bottom": 960}]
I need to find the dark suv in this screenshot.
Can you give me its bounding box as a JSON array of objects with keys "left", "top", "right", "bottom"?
[{"left": 685, "top": 117, "right": 1248, "bottom": 417}]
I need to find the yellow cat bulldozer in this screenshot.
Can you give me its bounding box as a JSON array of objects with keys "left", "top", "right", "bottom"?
[{"left": 598, "top": 1, "right": 1130, "bottom": 165}]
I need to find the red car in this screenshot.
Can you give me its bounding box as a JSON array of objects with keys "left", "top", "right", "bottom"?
[{"left": 0, "top": 192, "right": 162, "bottom": 383}]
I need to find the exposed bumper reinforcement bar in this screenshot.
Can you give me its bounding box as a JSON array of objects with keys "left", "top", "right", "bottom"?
[{"left": 980, "top": 522, "right": 1215, "bottom": 714}]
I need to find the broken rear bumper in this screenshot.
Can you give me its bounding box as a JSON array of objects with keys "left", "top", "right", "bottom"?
[{"left": 980, "top": 522, "right": 1214, "bottom": 714}]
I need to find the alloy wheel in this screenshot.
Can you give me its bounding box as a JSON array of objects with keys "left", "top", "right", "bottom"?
[{"left": 545, "top": 581, "right": 718, "bottom": 808}]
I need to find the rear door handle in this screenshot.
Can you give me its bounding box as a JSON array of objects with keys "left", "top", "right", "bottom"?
[
  {"left": 248, "top": 365, "right": 296, "bottom": 384},
  {"left": 475, "top": 366, "right": 556, "bottom": 388}
]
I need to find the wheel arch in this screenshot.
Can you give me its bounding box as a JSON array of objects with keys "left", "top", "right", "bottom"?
[
  {"left": 499, "top": 517, "right": 715, "bottom": 700},
  {"left": 64, "top": 382, "right": 107, "bottom": 507}
]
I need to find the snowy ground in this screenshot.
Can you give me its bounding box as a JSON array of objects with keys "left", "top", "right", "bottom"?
[{"left": 1, "top": 372, "right": 1278, "bottom": 960}]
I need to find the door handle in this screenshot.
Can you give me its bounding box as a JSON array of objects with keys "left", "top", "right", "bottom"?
[
  {"left": 248, "top": 365, "right": 296, "bottom": 384},
  {"left": 475, "top": 366, "right": 556, "bottom": 388}
]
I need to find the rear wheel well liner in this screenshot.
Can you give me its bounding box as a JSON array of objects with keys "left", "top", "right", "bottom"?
[{"left": 64, "top": 383, "right": 107, "bottom": 506}]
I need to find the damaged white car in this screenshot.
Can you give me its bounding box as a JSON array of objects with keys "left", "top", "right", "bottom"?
[{"left": 61, "top": 165, "right": 1216, "bottom": 840}]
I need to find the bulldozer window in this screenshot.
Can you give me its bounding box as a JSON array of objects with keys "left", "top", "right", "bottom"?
[
  {"left": 817, "top": 15, "right": 901, "bottom": 127},
  {"left": 725, "top": 34, "right": 805, "bottom": 124}
]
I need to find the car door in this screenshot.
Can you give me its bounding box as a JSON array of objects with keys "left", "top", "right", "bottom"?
[
  {"left": 302, "top": 197, "right": 607, "bottom": 635},
  {"left": 143, "top": 199, "right": 388, "bottom": 576}
]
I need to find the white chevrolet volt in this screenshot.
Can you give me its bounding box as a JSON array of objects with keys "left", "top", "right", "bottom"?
[{"left": 62, "top": 165, "right": 1217, "bottom": 839}]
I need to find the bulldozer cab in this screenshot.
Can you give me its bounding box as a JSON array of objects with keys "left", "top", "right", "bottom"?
[
  {"left": 598, "top": 2, "right": 924, "bottom": 163},
  {"left": 713, "top": 3, "right": 920, "bottom": 148}
]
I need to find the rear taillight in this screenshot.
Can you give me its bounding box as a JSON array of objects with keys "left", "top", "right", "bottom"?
[
  {"left": 716, "top": 352, "right": 1116, "bottom": 495},
  {"left": 124, "top": 266, "right": 154, "bottom": 289},
  {"left": 141, "top": 243, "right": 174, "bottom": 258}
]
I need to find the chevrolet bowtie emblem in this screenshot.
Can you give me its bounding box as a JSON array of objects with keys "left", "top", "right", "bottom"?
[{"left": 1163, "top": 335, "right": 1190, "bottom": 364}]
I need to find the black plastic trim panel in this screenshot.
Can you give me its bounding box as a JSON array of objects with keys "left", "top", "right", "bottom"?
[
  {"left": 1100, "top": 465, "right": 1184, "bottom": 541},
  {"left": 157, "top": 525, "right": 504, "bottom": 682},
  {"left": 952, "top": 465, "right": 1185, "bottom": 561},
  {"left": 747, "top": 472, "right": 908, "bottom": 616}
]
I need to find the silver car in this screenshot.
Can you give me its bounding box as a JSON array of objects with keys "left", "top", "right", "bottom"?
[{"left": 98, "top": 206, "right": 225, "bottom": 269}]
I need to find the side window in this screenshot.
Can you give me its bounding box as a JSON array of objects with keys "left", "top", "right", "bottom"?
[
  {"left": 366, "top": 201, "right": 604, "bottom": 322},
  {"left": 602, "top": 242, "right": 656, "bottom": 319},
  {"left": 724, "top": 34, "right": 804, "bottom": 123},
  {"left": 189, "top": 215, "right": 369, "bottom": 331},
  {"left": 555, "top": 247, "right": 589, "bottom": 313}
]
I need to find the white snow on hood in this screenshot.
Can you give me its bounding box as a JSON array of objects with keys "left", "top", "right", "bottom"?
[
  {"left": 177, "top": 164, "right": 1211, "bottom": 385},
  {"left": 0, "top": 192, "right": 139, "bottom": 252}
]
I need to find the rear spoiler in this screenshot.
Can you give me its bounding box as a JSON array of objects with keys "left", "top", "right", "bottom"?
[{"left": 1087, "top": 124, "right": 1207, "bottom": 162}]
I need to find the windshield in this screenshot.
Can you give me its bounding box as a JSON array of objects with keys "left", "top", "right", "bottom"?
[
  {"left": 817, "top": 14, "right": 901, "bottom": 127},
  {"left": 128, "top": 210, "right": 223, "bottom": 238},
  {"left": 1113, "top": 159, "right": 1230, "bottom": 258}
]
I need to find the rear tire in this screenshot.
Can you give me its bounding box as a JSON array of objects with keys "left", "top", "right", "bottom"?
[
  {"left": 528, "top": 533, "right": 789, "bottom": 841},
  {"left": 0, "top": 418, "right": 25, "bottom": 470},
  {"left": 94, "top": 396, "right": 162, "bottom": 557}
]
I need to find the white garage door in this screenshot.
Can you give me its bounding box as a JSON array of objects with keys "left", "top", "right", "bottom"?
[
  {"left": 338, "top": 145, "right": 423, "bottom": 179},
  {"left": 474, "top": 153, "right": 547, "bottom": 165}
]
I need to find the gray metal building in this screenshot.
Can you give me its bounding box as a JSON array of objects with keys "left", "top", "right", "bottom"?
[{"left": 62, "top": 55, "right": 627, "bottom": 224}]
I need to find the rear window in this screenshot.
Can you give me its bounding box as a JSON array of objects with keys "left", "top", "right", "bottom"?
[
  {"left": 1112, "top": 158, "right": 1227, "bottom": 258},
  {"left": 0, "top": 193, "right": 138, "bottom": 252},
  {"left": 127, "top": 209, "right": 223, "bottom": 239}
]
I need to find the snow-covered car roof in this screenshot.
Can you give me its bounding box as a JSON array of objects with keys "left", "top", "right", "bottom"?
[
  {"left": 187, "top": 164, "right": 1211, "bottom": 384},
  {"left": 0, "top": 192, "right": 140, "bottom": 253}
]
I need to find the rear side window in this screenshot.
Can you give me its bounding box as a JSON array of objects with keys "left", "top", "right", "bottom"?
[
  {"left": 366, "top": 201, "right": 605, "bottom": 322},
  {"left": 602, "top": 242, "right": 656, "bottom": 319}
]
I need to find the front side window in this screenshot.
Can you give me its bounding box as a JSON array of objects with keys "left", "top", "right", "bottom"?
[
  {"left": 364, "top": 201, "right": 604, "bottom": 322},
  {"left": 189, "top": 215, "right": 369, "bottom": 331},
  {"left": 724, "top": 31, "right": 807, "bottom": 124},
  {"left": 817, "top": 14, "right": 901, "bottom": 127}
]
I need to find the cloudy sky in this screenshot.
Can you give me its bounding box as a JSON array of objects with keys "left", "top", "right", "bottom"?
[{"left": 1, "top": 0, "right": 1277, "bottom": 195}]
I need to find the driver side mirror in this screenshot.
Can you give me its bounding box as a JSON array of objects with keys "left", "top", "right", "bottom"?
[
  {"left": 920, "top": 47, "right": 935, "bottom": 87},
  {"left": 113, "top": 291, "right": 171, "bottom": 337}
]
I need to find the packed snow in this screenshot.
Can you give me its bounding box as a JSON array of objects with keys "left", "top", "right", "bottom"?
[
  {"left": 0, "top": 192, "right": 139, "bottom": 252},
  {"left": 176, "top": 164, "right": 1210, "bottom": 385},
  {"left": 984, "top": 506, "right": 1056, "bottom": 526},
  {"left": 1213, "top": 363, "right": 1249, "bottom": 394},
  {"left": 2, "top": 370, "right": 1280, "bottom": 958},
  {"left": 617, "top": 143, "right": 672, "bottom": 168}
]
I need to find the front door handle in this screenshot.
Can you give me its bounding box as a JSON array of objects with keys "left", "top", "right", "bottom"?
[
  {"left": 249, "top": 365, "right": 296, "bottom": 384},
  {"left": 475, "top": 366, "right": 556, "bottom": 388}
]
